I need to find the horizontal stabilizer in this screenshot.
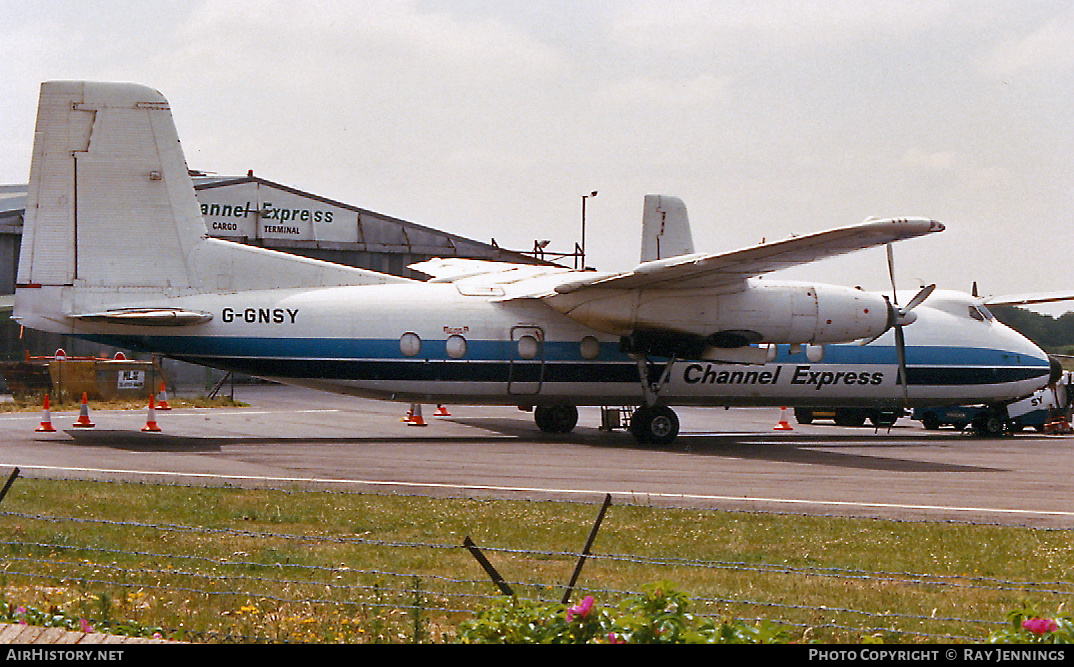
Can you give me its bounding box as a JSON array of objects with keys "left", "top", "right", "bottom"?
[{"left": 70, "top": 308, "right": 213, "bottom": 326}]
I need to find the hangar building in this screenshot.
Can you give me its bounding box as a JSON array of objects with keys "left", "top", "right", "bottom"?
[{"left": 0, "top": 173, "right": 556, "bottom": 387}]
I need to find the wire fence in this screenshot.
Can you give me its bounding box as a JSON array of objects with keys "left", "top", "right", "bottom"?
[{"left": 0, "top": 479, "right": 1070, "bottom": 643}]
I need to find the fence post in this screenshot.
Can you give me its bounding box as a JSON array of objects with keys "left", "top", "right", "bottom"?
[
  {"left": 463, "top": 536, "right": 514, "bottom": 596},
  {"left": 0, "top": 468, "right": 19, "bottom": 505},
  {"left": 562, "top": 493, "right": 612, "bottom": 604}
]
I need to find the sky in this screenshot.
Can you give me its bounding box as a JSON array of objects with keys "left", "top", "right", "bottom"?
[{"left": 1, "top": 1, "right": 1072, "bottom": 311}]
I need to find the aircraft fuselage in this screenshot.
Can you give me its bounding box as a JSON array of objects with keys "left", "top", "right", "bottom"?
[{"left": 24, "top": 282, "right": 1050, "bottom": 410}]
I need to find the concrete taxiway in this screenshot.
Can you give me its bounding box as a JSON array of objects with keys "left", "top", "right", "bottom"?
[{"left": 1, "top": 384, "right": 1072, "bottom": 528}]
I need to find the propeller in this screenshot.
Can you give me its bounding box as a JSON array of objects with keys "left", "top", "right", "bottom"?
[
  {"left": 887, "top": 244, "right": 897, "bottom": 299},
  {"left": 862, "top": 243, "right": 935, "bottom": 403},
  {"left": 890, "top": 284, "right": 934, "bottom": 400}
]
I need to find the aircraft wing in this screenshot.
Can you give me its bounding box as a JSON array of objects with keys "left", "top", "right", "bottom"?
[
  {"left": 410, "top": 258, "right": 569, "bottom": 282},
  {"left": 984, "top": 291, "right": 1074, "bottom": 307},
  {"left": 552, "top": 217, "right": 944, "bottom": 294},
  {"left": 408, "top": 217, "right": 943, "bottom": 306}
]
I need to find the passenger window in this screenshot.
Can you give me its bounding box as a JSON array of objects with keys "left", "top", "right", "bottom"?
[
  {"left": 400, "top": 332, "right": 421, "bottom": 357},
  {"left": 517, "top": 335, "right": 540, "bottom": 360},
  {"left": 446, "top": 334, "right": 467, "bottom": 359},
  {"left": 579, "top": 336, "right": 600, "bottom": 360}
]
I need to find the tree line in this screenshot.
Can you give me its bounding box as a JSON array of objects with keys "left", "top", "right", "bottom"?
[{"left": 989, "top": 305, "right": 1074, "bottom": 354}]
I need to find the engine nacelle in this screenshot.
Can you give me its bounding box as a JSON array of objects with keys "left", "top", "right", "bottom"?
[{"left": 547, "top": 279, "right": 894, "bottom": 347}]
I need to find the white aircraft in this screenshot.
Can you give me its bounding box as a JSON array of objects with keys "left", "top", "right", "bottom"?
[{"left": 13, "top": 81, "right": 1056, "bottom": 445}]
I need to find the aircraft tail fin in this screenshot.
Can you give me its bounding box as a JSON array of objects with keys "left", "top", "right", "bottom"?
[
  {"left": 640, "top": 194, "right": 695, "bottom": 263},
  {"left": 15, "top": 81, "right": 404, "bottom": 331},
  {"left": 18, "top": 81, "right": 204, "bottom": 290}
]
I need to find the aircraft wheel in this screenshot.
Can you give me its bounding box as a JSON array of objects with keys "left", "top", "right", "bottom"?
[
  {"left": 630, "top": 406, "right": 679, "bottom": 446},
  {"left": 834, "top": 409, "right": 867, "bottom": 427},
  {"left": 793, "top": 408, "right": 814, "bottom": 424},
  {"left": 534, "top": 405, "right": 578, "bottom": 434},
  {"left": 920, "top": 412, "right": 942, "bottom": 431},
  {"left": 870, "top": 411, "right": 899, "bottom": 428},
  {"left": 971, "top": 412, "right": 1005, "bottom": 437},
  {"left": 915, "top": 410, "right": 940, "bottom": 431}
]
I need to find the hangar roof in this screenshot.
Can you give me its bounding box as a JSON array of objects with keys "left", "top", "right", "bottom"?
[
  {"left": 0, "top": 185, "right": 25, "bottom": 224},
  {"left": 0, "top": 173, "right": 552, "bottom": 270}
]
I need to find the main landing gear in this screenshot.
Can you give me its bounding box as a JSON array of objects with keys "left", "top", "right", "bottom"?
[
  {"left": 532, "top": 402, "right": 681, "bottom": 446},
  {"left": 628, "top": 354, "right": 681, "bottom": 446},
  {"left": 628, "top": 405, "right": 680, "bottom": 446},
  {"left": 530, "top": 354, "right": 684, "bottom": 447}
]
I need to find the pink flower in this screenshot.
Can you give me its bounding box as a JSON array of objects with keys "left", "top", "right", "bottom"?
[
  {"left": 567, "top": 596, "right": 595, "bottom": 621},
  {"left": 607, "top": 632, "right": 626, "bottom": 644},
  {"left": 79, "top": 618, "right": 94, "bottom": 634},
  {"left": 1023, "top": 618, "right": 1058, "bottom": 635}
]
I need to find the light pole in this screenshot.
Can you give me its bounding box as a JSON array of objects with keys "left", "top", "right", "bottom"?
[{"left": 580, "top": 190, "right": 597, "bottom": 269}]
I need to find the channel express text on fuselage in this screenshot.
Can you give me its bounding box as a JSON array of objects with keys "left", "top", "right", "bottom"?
[{"left": 683, "top": 363, "right": 886, "bottom": 391}]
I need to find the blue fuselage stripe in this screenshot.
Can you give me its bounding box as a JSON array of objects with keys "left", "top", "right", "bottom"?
[{"left": 81, "top": 334, "right": 1050, "bottom": 387}]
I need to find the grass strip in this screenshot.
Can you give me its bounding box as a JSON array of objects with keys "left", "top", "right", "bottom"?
[{"left": 0, "top": 477, "right": 1069, "bottom": 643}]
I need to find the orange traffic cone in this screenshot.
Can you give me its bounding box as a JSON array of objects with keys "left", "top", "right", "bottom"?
[
  {"left": 406, "top": 403, "right": 427, "bottom": 427},
  {"left": 156, "top": 381, "right": 171, "bottom": 410},
  {"left": 774, "top": 407, "right": 793, "bottom": 431},
  {"left": 72, "top": 392, "right": 95, "bottom": 428},
  {"left": 142, "top": 396, "right": 162, "bottom": 432},
  {"left": 434, "top": 404, "right": 451, "bottom": 417},
  {"left": 36, "top": 395, "right": 56, "bottom": 433}
]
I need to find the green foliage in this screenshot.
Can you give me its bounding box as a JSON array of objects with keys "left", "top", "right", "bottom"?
[
  {"left": 0, "top": 600, "right": 165, "bottom": 639},
  {"left": 987, "top": 605, "right": 1074, "bottom": 644},
  {"left": 456, "top": 582, "right": 793, "bottom": 644},
  {"left": 4, "top": 479, "right": 1074, "bottom": 642},
  {"left": 5, "top": 580, "right": 1073, "bottom": 645},
  {"left": 990, "top": 305, "right": 1074, "bottom": 352},
  {"left": 456, "top": 595, "right": 557, "bottom": 644}
]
